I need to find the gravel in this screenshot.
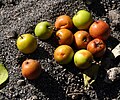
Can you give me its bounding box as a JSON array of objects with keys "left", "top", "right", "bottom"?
[
  {"left": 0, "top": 0, "right": 120, "bottom": 100},
  {"left": 105, "top": 67, "right": 120, "bottom": 83}
]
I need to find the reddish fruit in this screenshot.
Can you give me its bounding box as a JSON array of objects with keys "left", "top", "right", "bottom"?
[
  {"left": 22, "top": 59, "right": 42, "bottom": 80},
  {"left": 55, "top": 15, "right": 73, "bottom": 29},
  {"left": 56, "top": 29, "right": 73, "bottom": 45},
  {"left": 89, "top": 20, "right": 110, "bottom": 40},
  {"left": 74, "top": 31, "right": 91, "bottom": 49},
  {"left": 87, "top": 38, "right": 106, "bottom": 57}
]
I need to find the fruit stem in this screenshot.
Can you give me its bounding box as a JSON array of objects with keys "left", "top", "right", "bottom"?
[
  {"left": 67, "top": 92, "right": 83, "bottom": 96},
  {"left": 56, "top": 36, "right": 60, "bottom": 41},
  {"left": 83, "top": 37, "right": 87, "bottom": 42},
  {"left": 95, "top": 42, "right": 102, "bottom": 47},
  {"left": 19, "top": 34, "right": 23, "bottom": 39},
  {"left": 95, "top": 20, "right": 99, "bottom": 23},
  {"left": 47, "top": 25, "right": 54, "bottom": 30}
]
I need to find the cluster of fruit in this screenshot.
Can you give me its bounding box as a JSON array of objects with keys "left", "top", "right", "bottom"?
[
  {"left": 54, "top": 10, "right": 110, "bottom": 69},
  {"left": 16, "top": 9, "right": 110, "bottom": 80},
  {"left": 16, "top": 21, "right": 54, "bottom": 79}
]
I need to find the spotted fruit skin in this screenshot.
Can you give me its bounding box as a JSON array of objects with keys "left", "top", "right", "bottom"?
[
  {"left": 74, "top": 31, "right": 91, "bottom": 49},
  {"left": 54, "top": 45, "right": 74, "bottom": 64},
  {"left": 56, "top": 29, "right": 74, "bottom": 45},
  {"left": 89, "top": 20, "right": 110, "bottom": 40},
  {"left": 22, "top": 59, "right": 41, "bottom": 80},
  {"left": 87, "top": 38, "right": 106, "bottom": 57},
  {"left": 55, "top": 15, "right": 73, "bottom": 29}
]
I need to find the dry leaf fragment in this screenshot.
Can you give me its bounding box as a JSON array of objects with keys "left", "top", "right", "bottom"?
[
  {"left": 0, "top": 63, "right": 8, "bottom": 85},
  {"left": 83, "top": 64, "right": 99, "bottom": 88}
]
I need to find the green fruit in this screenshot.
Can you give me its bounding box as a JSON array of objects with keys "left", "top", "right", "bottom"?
[
  {"left": 74, "top": 49, "right": 93, "bottom": 69},
  {"left": 0, "top": 63, "right": 8, "bottom": 85},
  {"left": 16, "top": 34, "right": 37, "bottom": 54},
  {"left": 72, "top": 10, "right": 93, "bottom": 30},
  {"left": 35, "top": 21, "right": 53, "bottom": 40},
  {"left": 54, "top": 45, "right": 74, "bottom": 64}
]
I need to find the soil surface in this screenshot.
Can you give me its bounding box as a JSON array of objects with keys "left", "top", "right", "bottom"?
[{"left": 0, "top": 0, "right": 120, "bottom": 100}]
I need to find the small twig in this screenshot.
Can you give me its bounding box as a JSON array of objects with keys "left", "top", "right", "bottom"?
[{"left": 67, "top": 92, "right": 84, "bottom": 96}]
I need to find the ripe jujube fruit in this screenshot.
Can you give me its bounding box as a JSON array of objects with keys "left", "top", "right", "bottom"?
[
  {"left": 74, "top": 31, "right": 91, "bottom": 49},
  {"left": 56, "top": 29, "right": 73, "bottom": 45},
  {"left": 89, "top": 20, "right": 110, "bottom": 41},
  {"left": 87, "top": 38, "right": 106, "bottom": 57},
  {"left": 55, "top": 15, "right": 73, "bottom": 29},
  {"left": 22, "top": 59, "right": 42, "bottom": 80}
]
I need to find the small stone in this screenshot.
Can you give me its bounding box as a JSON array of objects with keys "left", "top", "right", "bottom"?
[
  {"left": 31, "top": 95, "right": 38, "bottom": 100},
  {"left": 13, "top": 92, "right": 19, "bottom": 98},
  {"left": 105, "top": 9, "right": 108, "bottom": 12},
  {"left": 27, "top": 96, "right": 38, "bottom": 100},
  {"left": 9, "top": 86, "right": 14, "bottom": 92},
  {"left": 109, "top": 10, "right": 120, "bottom": 21},
  {"left": 112, "top": 43, "right": 120, "bottom": 58},
  {"left": 104, "top": 67, "right": 120, "bottom": 83},
  {"left": 6, "top": 31, "right": 18, "bottom": 39},
  {"left": 0, "top": 90, "right": 4, "bottom": 94},
  {"left": 72, "top": 94, "right": 78, "bottom": 100},
  {"left": 17, "top": 79, "right": 25, "bottom": 86},
  {"left": 74, "top": 89, "right": 79, "bottom": 93}
]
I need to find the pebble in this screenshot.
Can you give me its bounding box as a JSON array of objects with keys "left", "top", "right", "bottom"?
[
  {"left": 31, "top": 96, "right": 38, "bottom": 100},
  {"left": 108, "top": 10, "right": 120, "bottom": 25},
  {"left": 6, "top": 31, "right": 18, "bottom": 39},
  {"left": 17, "top": 79, "right": 26, "bottom": 86},
  {"left": 27, "top": 95, "right": 38, "bottom": 100},
  {"left": 72, "top": 94, "right": 78, "bottom": 100},
  {"left": 13, "top": 92, "right": 20, "bottom": 98},
  {"left": 112, "top": 43, "right": 120, "bottom": 58},
  {"left": 104, "top": 67, "right": 120, "bottom": 83},
  {"left": 9, "top": 86, "right": 14, "bottom": 92}
]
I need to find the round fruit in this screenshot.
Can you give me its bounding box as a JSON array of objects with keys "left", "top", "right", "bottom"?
[
  {"left": 54, "top": 45, "right": 74, "bottom": 64},
  {"left": 35, "top": 21, "right": 53, "bottom": 40},
  {"left": 16, "top": 34, "right": 37, "bottom": 54},
  {"left": 56, "top": 29, "right": 74, "bottom": 45},
  {"left": 87, "top": 38, "right": 106, "bottom": 57},
  {"left": 22, "top": 59, "right": 42, "bottom": 80},
  {"left": 74, "top": 31, "right": 91, "bottom": 49},
  {"left": 74, "top": 49, "right": 93, "bottom": 69},
  {"left": 89, "top": 20, "right": 110, "bottom": 40},
  {"left": 72, "top": 9, "right": 93, "bottom": 30},
  {"left": 55, "top": 15, "right": 73, "bottom": 29}
]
